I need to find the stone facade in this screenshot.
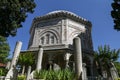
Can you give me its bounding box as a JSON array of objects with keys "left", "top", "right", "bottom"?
[{"left": 27, "top": 10, "right": 95, "bottom": 78}]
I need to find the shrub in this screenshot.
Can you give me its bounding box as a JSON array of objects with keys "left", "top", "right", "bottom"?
[
  {"left": 33, "top": 69, "right": 75, "bottom": 80},
  {"left": 17, "top": 75, "right": 26, "bottom": 80},
  {"left": 56, "top": 69, "right": 75, "bottom": 80},
  {"left": 34, "top": 70, "right": 47, "bottom": 79}
]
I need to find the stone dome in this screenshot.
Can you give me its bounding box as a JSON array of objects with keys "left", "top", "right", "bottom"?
[
  {"left": 33, "top": 10, "right": 92, "bottom": 26},
  {"left": 47, "top": 10, "right": 78, "bottom": 17}
]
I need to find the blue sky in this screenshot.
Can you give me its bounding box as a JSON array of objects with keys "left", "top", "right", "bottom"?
[{"left": 8, "top": 0, "right": 120, "bottom": 59}]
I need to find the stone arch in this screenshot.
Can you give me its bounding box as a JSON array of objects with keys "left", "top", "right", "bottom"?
[
  {"left": 69, "top": 54, "right": 74, "bottom": 70},
  {"left": 38, "top": 29, "right": 61, "bottom": 45},
  {"left": 68, "top": 31, "right": 82, "bottom": 44}
]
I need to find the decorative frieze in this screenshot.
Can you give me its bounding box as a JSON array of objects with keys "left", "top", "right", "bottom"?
[{"left": 37, "top": 19, "right": 62, "bottom": 27}]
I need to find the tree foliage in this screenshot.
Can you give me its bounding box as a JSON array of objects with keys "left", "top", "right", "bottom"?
[
  {"left": 94, "top": 45, "right": 120, "bottom": 78},
  {"left": 0, "top": 0, "right": 36, "bottom": 37},
  {"left": 0, "top": 36, "right": 10, "bottom": 63},
  {"left": 18, "top": 52, "right": 35, "bottom": 74},
  {"left": 18, "top": 52, "right": 35, "bottom": 66},
  {"left": 111, "top": 0, "right": 120, "bottom": 31}
]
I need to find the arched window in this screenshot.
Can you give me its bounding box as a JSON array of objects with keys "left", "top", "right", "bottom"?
[
  {"left": 46, "top": 34, "right": 50, "bottom": 44},
  {"left": 51, "top": 36, "right": 54, "bottom": 44},
  {"left": 41, "top": 37, "right": 44, "bottom": 44}
]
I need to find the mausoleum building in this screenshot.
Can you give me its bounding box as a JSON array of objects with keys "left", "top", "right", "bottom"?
[{"left": 27, "top": 10, "right": 96, "bottom": 78}]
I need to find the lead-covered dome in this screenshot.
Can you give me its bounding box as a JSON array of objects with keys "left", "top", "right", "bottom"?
[
  {"left": 33, "top": 10, "right": 91, "bottom": 26},
  {"left": 47, "top": 10, "right": 78, "bottom": 17}
]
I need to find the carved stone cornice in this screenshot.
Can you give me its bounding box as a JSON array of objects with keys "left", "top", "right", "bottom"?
[
  {"left": 30, "top": 10, "right": 92, "bottom": 34},
  {"left": 33, "top": 10, "right": 92, "bottom": 27}
]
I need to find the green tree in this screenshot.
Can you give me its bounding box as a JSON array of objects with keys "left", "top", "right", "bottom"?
[
  {"left": 18, "top": 53, "right": 27, "bottom": 74},
  {"left": 111, "top": 0, "right": 120, "bottom": 31},
  {"left": 94, "top": 45, "right": 120, "bottom": 79},
  {"left": 0, "top": 36, "right": 10, "bottom": 63},
  {"left": 0, "top": 0, "right": 36, "bottom": 37},
  {"left": 18, "top": 52, "right": 35, "bottom": 74}
]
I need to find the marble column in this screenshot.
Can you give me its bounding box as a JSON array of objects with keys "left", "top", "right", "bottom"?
[
  {"left": 36, "top": 45, "right": 43, "bottom": 71},
  {"left": 82, "top": 63, "right": 87, "bottom": 80},
  {"left": 5, "top": 41, "right": 22, "bottom": 80},
  {"left": 10, "top": 41, "right": 22, "bottom": 69},
  {"left": 26, "top": 66, "right": 31, "bottom": 80},
  {"left": 73, "top": 37, "right": 83, "bottom": 80}
]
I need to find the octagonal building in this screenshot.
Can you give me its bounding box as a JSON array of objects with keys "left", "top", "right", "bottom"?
[{"left": 27, "top": 10, "right": 96, "bottom": 78}]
